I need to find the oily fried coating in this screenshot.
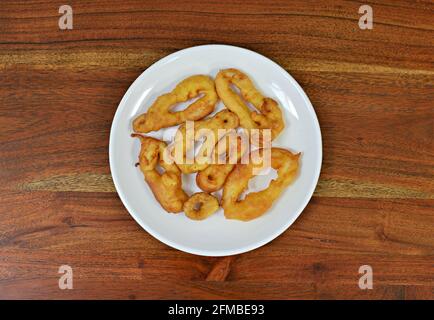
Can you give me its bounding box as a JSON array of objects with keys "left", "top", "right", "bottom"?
[
  {"left": 183, "top": 192, "right": 219, "bottom": 220},
  {"left": 196, "top": 163, "right": 235, "bottom": 193},
  {"left": 222, "top": 148, "right": 300, "bottom": 221},
  {"left": 132, "top": 134, "right": 188, "bottom": 213},
  {"left": 172, "top": 110, "right": 239, "bottom": 174},
  {"left": 215, "top": 68, "right": 284, "bottom": 141},
  {"left": 133, "top": 75, "right": 218, "bottom": 133},
  {"left": 196, "top": 135, "right": 248, "bottom": 192}
]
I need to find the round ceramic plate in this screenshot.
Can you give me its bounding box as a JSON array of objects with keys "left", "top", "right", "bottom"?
[{"left": 109, "top": 45, "right": 322, "bottom": 256}]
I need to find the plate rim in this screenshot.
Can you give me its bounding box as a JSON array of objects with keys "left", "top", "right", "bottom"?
[{"left": 109, "top": 44, "right": 323, "bottom": 256}]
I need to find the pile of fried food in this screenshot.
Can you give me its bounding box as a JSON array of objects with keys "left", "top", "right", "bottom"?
[{"left": 132, "top": 68, "right": 300, "bottom": 222}]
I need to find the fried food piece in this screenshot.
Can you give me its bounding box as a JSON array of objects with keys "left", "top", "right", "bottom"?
[
  {"left": 222, "top": 148, "right": 300, "bottom": 221},
  {"left": 196, "top": 135, "right": 248, "bottom": 192},
  {"left": 132, "top": 134, "right": 188, "bottom": 213},
  {"left": 197, "top": 164, "right": 235, "bottom": 193},
  {"left": 172, "top": 110, "right": 239, "bottom": 174},
  {"left": 215, "top": 68, "right": 284, "bottom": 141},
  {"left": 133, "top": 75, "right": 218, "bottom": 133},
  {"left": 183, "top": 192, "right": 219, "bottom": 220}
]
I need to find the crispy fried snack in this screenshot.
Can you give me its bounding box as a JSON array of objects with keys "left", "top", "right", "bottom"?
[
  {"left": 132, "top": 134, "right": 188, "bottom": 213},
  {"left": 215, "top": 68, "right": 284, "bottom": 141},
  {"left": 196, "top": 163, "right": 235, "bottom": 193},
  {"left": 133, "top": 75, "right": 218, "bottom": 133},
  {"left": 183, "top": 192, "right": 219, "bottom": 220},
  {"left": 196, "top": 135, "right": 248, "bottom": 192},
  {"left": 222, "top": 148, "right": 300, "bottom": 221},
  {"left": 172, "top": 110, "right": 239, "bottom": 174}
]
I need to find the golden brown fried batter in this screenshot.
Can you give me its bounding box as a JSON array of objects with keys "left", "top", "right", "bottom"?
[
  {"left": 222, "top": 148, "right": 300, "bottom": 221},
  {"left": 196, "top": 135, "right": 248, "bottom": 192},
  {"left": 172, "top": 110, "right": 239, "bottom": 174},
  {"left": 215, "top": 68, "right": 284, "bottom": 142},
  {"left": 130, "top": 69, "right": 300, "bottom": 221},
  {"left": 132, "top": 134, "right": 188, "bottom": 213},
  {"left": 133, "top": 75, "right": 218, "bottom": 133},
  {"left": 196, "top": 164, "right": 235, "bottom": 193},
  {"left": 183, "top": 192, "right": 219, "bottom": 220}
]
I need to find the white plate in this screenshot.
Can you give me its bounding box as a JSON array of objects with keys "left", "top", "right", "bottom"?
[{"left": 109, "top": 45, "right": 322, "bottom": 256}]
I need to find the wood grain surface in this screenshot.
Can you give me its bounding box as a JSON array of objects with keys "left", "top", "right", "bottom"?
[{"left": 0, "top": 0, "right": 433, "bottom": 300}]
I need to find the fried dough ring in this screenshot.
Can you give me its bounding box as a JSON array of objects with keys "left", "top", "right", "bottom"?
[
  {"left": 172, "top": 110, "right": 239, "bottom": 174},
  {"left": 132, "top": 134, "right": 188, "bottom": 213},
  {"left": 222, "top": 148, "right": 300, "bottom": 221},
  {"left": 197, "top": 164, "right": 235, "bottom": 193},
  {"left": 183, "top": 193, "right": 219, "bottom": 220},
  {"left": 215, "top": 68, "right": 284, "bottom": 141},
  {"left": 196, "top": 135, "right": 247, "bottom": 192},
  {"left": 133, "top": 75, "right": 218, "bottom": 133}
]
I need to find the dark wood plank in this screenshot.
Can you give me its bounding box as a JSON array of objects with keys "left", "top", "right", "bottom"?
[
  {"left": 0, "top": 68, "right": 432, "bottom": 198},
  {"left": 0, "top": 192, "right": 432, "bottom": 298},
  {"left": 0, "top": 0, "right": 433, "bottom": 299}
]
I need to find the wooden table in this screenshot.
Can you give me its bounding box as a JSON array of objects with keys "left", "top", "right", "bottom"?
[{"left": 0, "top": 0, "right": 433, "bottom": 300}]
